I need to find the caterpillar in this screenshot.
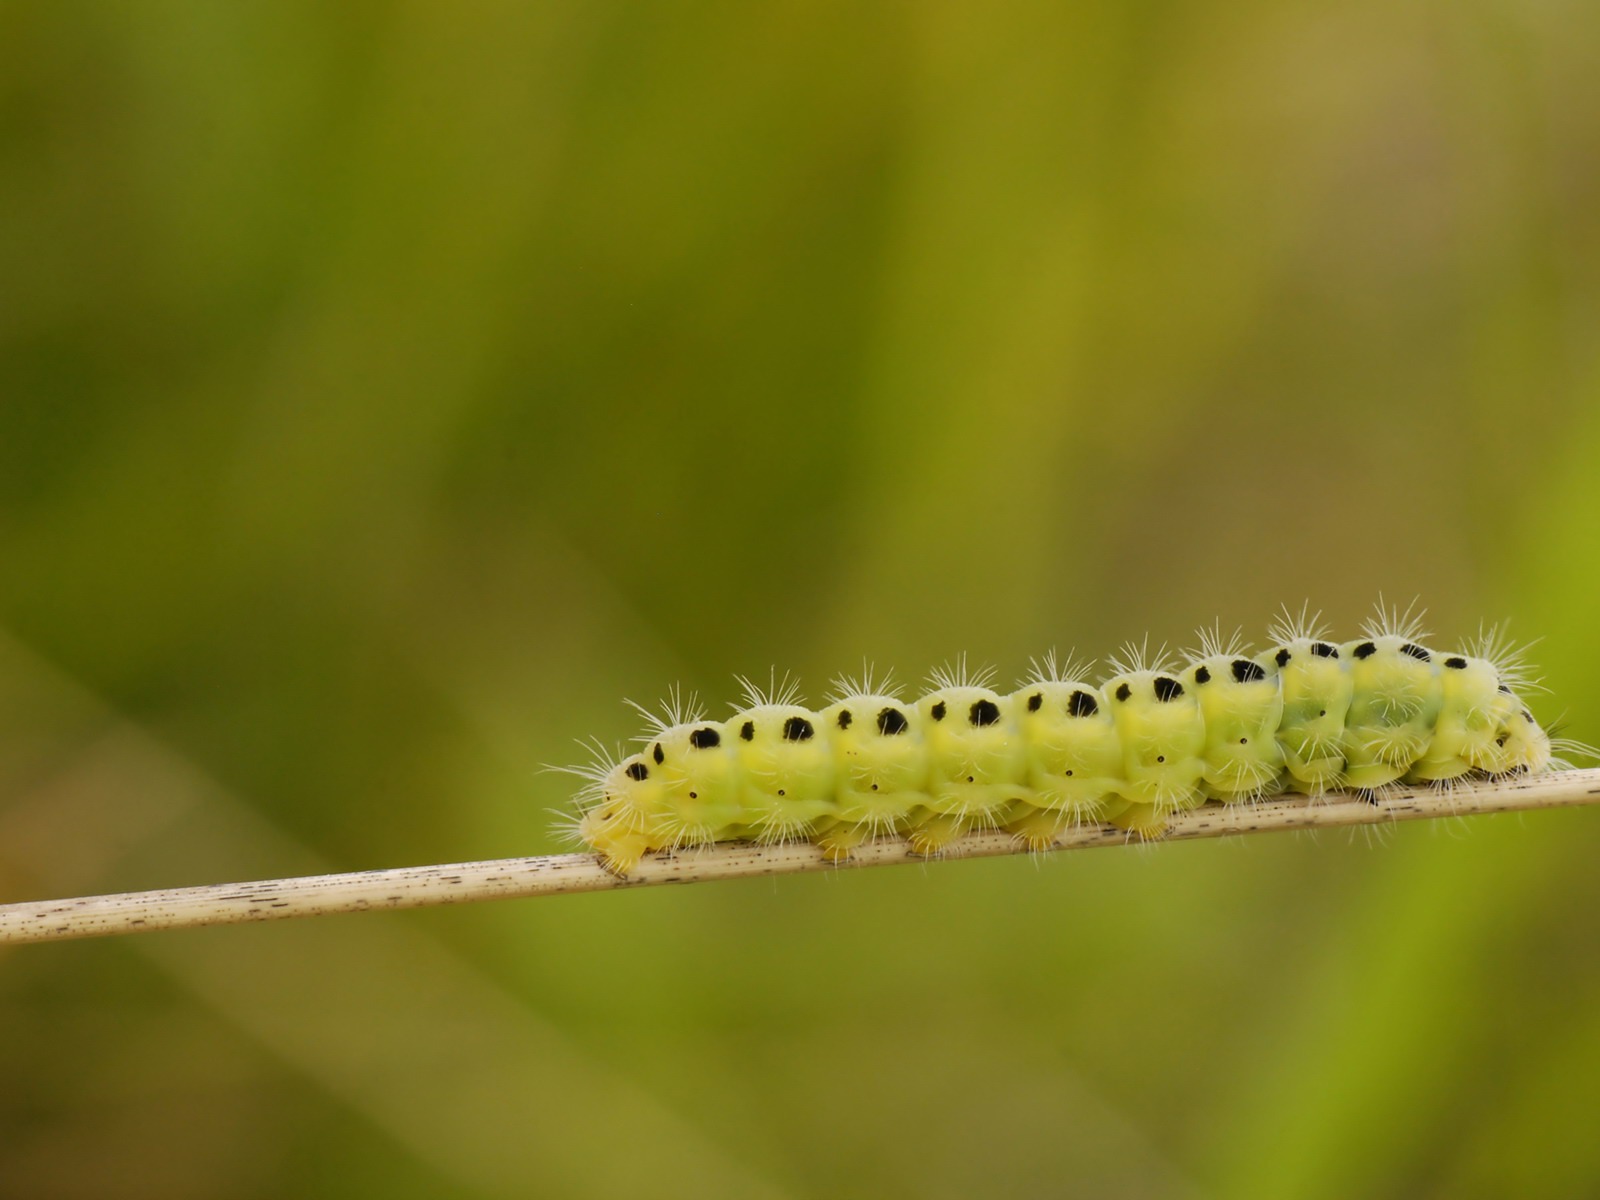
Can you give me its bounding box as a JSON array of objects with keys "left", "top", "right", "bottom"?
[{"left": 560, "top": 605, "right": 1575, "bottom": 875}]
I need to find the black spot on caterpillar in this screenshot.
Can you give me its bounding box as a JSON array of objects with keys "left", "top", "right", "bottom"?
[
  {"left": 877, "top": 707, "right": 909, "bottom": 735},
  {"left": 969, "top": 699, "right": 1001, "bottom": 726},
  {"left": 1232, "top": 659, "right": 1266, "bottom": 683},
  {"left": 1153, "top": 676, "right": 1184, "bottom": 701}
]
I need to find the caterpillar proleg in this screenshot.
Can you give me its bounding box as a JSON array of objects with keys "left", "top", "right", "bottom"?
[{"left": 562, "top": 606, "right": 1577, "bottom": 875}]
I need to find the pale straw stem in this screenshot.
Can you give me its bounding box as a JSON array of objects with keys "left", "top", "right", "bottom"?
[{"left": 4, "top": 767, "right": 1598, "bottom": 945}]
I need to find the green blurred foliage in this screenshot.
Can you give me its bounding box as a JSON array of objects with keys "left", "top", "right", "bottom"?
[{"left": 3, "top": 1, "right": 1600, "bottom": 1196}]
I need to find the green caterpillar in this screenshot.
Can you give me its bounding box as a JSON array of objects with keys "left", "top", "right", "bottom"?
[{"left": 563, "top": 606, "right": 1567, "bottom": 875}]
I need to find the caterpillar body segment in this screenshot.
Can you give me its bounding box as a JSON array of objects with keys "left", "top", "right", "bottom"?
[
  {"left": 1004, "top": 678, "right": 1132, "bottom": 851},
  {"left": 1406, "top": 652, "right": 1503, "bottom": 784},
  {"left": 732, "top": 703, "right": 836, "bottom": 845},
  {"left": 1102, "top": 668, "right": 1208, "bottom": 821},
  {"left": 569, "top": 610, "right": 1560, "bottom": 875},
  {"left": 1262, "top": 634, "right": 1354, "bottom": 794},
  {"left": 1340, "top": 635, "right": 1444, "bottom": 790},
  {"left": 1185, "top": 651, "right": 1287, "bottom": 802},
  {"left": 909, "top": 685, "right": 1032, "bottom": 856},
  {"left": 811, "top": 692, "right": 926, "bottom": 861}
]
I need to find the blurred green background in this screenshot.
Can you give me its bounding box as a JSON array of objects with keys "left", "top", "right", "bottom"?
[{"left": 3, "top": 2, "right": 1600, "bottom": 1196}]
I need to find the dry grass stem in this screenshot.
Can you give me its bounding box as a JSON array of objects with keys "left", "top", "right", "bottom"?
[{"left": 3, "top": 768, "right": 1597, "bottom": 945}]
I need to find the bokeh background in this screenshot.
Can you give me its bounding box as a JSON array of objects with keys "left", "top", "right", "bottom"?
[{"left": 4, "top": 2, "right": 1600, "bottom": 1196}]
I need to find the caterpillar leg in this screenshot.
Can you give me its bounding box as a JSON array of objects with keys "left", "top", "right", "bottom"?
[
  {"left": 813, "top": 822, "right": 868, "bottom": 863},
  {"left": 1342, "top": 763, "right": 1406, "bottom": 792},
  {"left": 590, "top": 832, "right": 653, "bottom": 877},
  {"left": 578, "top": 804, "right": 659, "bottom": 877},
  {"left": 906, "top": 813, "right": 967, "bottom": 857},
  {"left": 1004, "top": 807, "right": 1064, "bottom": 853},
  {"left": 1404, "top": 760, "right": 1473, "bottom": 786},
  {"left": 1108, "top": 803, "right": 1171, "bottom": 841}
]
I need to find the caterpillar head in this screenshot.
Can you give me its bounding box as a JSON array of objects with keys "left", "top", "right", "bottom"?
[{"left": 576, "top": 753, "right": 663, "bottom": 874}]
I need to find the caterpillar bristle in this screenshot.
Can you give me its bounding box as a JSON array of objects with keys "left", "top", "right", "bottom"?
[
  {"left": 1362, "top": 595, "right": 1430, "bottom": 644},
  {"left": 564, "top": 607, "right": 1585, "bottom": 874},
  {"left": 828, "top": 661, "right": 899, "bottom": 703},
  {"left": 735, "top": 669, "right": 805, "bottom": 711},
  {"left": 1268, "top": 602, "right": 1329, "bottom": 646},
  {"left": 1107, "top": 636, "right": 1174, "bottom": 677},
  {"left": 1548, "top": 733, "right": 1596, "bottom": 772},
  {"left": 1550, "top": 749, "right": 1592, "bottom": 773},
  {"left": 927, "top": 653, "right": 997, "bottom": 692},
  {"left": 657, "top": 814, "right": 715, "bottom": 853},
  {"left": 545, "top": 805, "right": 591, "bottom": 847},
  {"left": 1024, "top": 648, "right": 1094, "bottom": 687},
  {"left": 750, "top": 814, "right": 807, "bottom": 846},
  {"left": 1468, "top": 623, "right": 1546, "bottom": 695},
  {"left": 542, "top": 738, "right": 622, "bottom": 798},
  {"left": 1189, "top": 622, "right": 1248, "bottom": 662},
  {"left": 624, "top": 685, "right": 706, "bottom": 737}
]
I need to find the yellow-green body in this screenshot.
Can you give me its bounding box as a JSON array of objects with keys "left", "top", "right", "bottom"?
[{"left": 570, "top": 612, "right": 1565, "bottom": 874}]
